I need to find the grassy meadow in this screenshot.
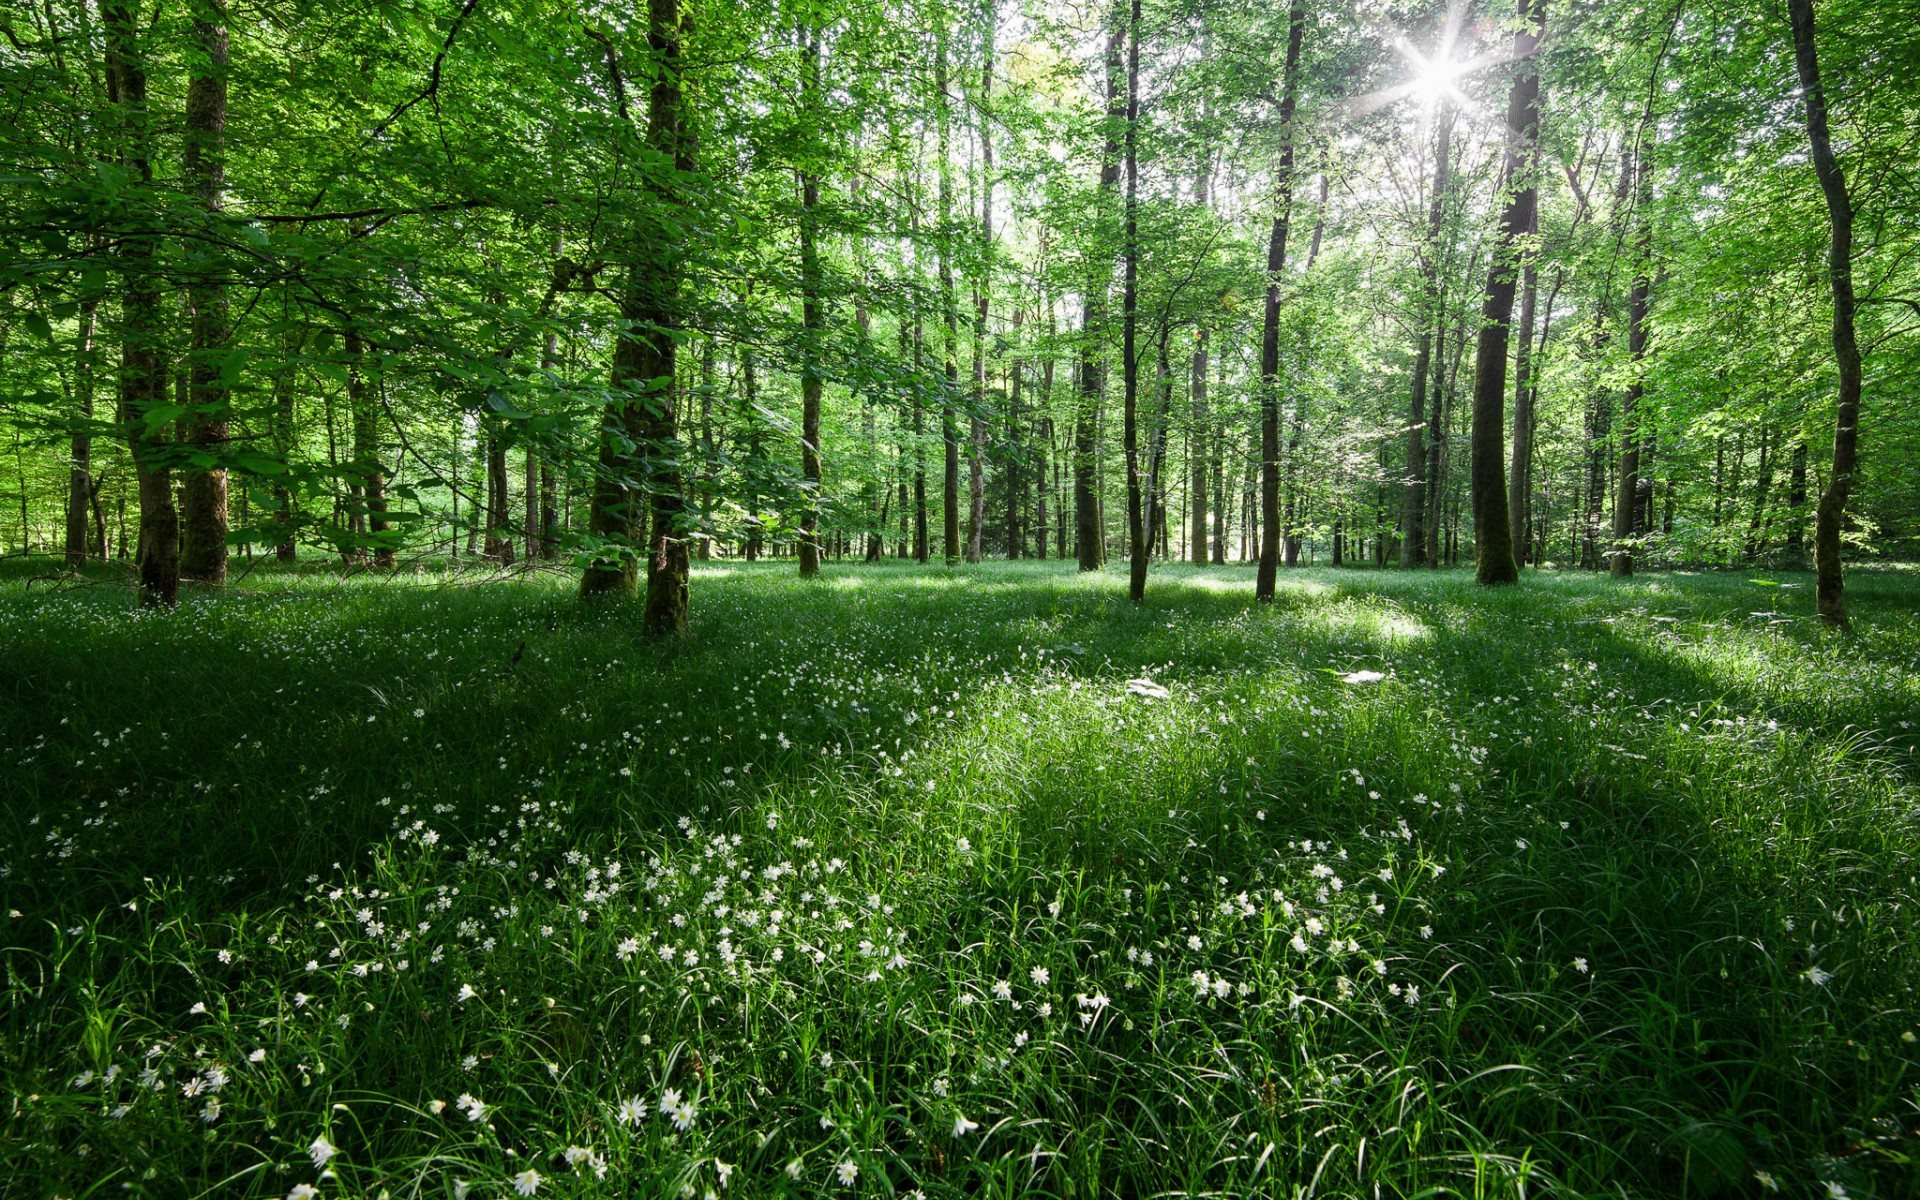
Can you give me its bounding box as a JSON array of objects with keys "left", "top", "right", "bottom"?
[{"left": 3, "top": 559, "right": 1918, "bottom": 1199}]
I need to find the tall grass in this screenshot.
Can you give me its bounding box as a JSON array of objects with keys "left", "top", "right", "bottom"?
[{"left": 2, "top": 560, "right": 1915, "bottom": 1198}]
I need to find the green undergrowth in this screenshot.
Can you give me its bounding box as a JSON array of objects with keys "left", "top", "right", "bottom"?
[{"left": 2, "top": 559, "right": 1917, "bottom": 1199}]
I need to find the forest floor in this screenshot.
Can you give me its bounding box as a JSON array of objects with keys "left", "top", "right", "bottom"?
[{"left": 3, "top": 559, "right": 1918, "bottom": 1199}]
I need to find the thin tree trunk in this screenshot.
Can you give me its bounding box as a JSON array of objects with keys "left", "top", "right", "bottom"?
[
  {"left": 1509, "top": 258, "right": 1538, "bottom": 566},
  {"left": 1784, "top": 437, "right": 1808, "bottom": 562},
  {"left": 1075, "top": 13, "right": 1124, "bottom": 572},
  {"left": 347, "top": 331, "right": 392, "bottom": 568},
  {"left": 273, "top": 311, "right": 301, "bottom": 561},
  {"left": 1790, "top": 0, "right": 1861, "bottom": 627},
  {"left": 967, "top": 5, "right": 996, "bottom": 563},
  {"left": 485, "top": 432, "right": 514, "bottom": 564},
  {"left": 1402, "top": 106, "right": 1451, "bottom": 568},
  {"left": 794, "top": 23, "right": 825, "bottom": 576},
  {"left": 1426, "top": 319, "right": 1446, "bottom": 567},
  {"left": 537, "top": 315, "right": 560, "bottom": 558},
  {"left": 1256, "top": 0, "right": 1306, "bottom": 602},
  {"left": 936, "top": 33, "right": 962, "bottom": 565},
  {"left": 1122, "top": 0, "right": 1147, "bottom": 603},
  {"left": 65, "top": 300, "right": 100, "bottom": 567},
  {"left": 1745, "top": 423, "right": 1774, "bottom": 562},
  {"left": 1282, "top": 171, "right": 1328, "bottom": 569},
  {"left": 1005, "top": 307, "right": 1023, "bottom": 558},
  {"left": 743, "top": 342, "right": 764, "bottom": 562},
  {"left": 1609, "top": 148, "right": 1651, "bottom": 579},
  {"left": 797, "top": 24, "right": 825, "bottom": 577},
  {"left": 1036, "top": 295, "right": 1055, "bottom": 559},
  {"left": 1187, "top": 329, "right": 1209, "bottom": 565}
]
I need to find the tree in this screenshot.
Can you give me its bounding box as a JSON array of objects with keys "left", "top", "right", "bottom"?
[
  {"left": 102, "top": 1, "right": 177, "bottom": 608},
  {"left": 1256, "top": 0, "right": 1306, "bottom": 603},
  {"left": 1789, "top": 0, "right": 1862, "bottom": 628},
  {"left": 581, "top": 0, "right": 695, "bottom": 641},
  {"left": 179, "top": 0, "right": 231, "bottom": 585},
  {"left": 1468, "top": 0, "right": 1544, "bottom": 587},
  {"left": 1122, "top": 0, "right": 1145, "bottom": 603},
  {"left": 1609, "top": 148, "right": 1650, "bottom": 579},
  {"left": 797, "top": 22, "right": 826, "bottom": 578}
]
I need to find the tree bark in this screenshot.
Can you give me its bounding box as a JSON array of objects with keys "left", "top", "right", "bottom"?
[
  {"left": 346, "top": 331, "right": 392, "bottom": 568},
  {"left": 967, "top": 5, "right": 996, "bottom": 564},
  {"left": 1256, "top": 0, "right": 1306, "bottom": 602},
  {"left": 1281, "top": 171, "right": 1328, "bottom": 568},
  {"left": 1469, "top": 0, "right": 1543, "bottom": 586},
  {"left": 65, "top": 300, "right": 100, "bottom": 567},
  {"left": 1425, "top": 319, "right": 1447, "bottom": 567},
  {"left": 103, "top": 2, "right": 177, "bottom": 607},
  {"left": 1401, "top": 105, "right": 1451, "bottom": 569},
  {"left": 1075, "top": 14, "right": 1125, "bottom": 573},
  {"left": 582, "top": 0, "right": 692, "bottom": 640},
  {"left": 936, "top": 33, "right": 963, "bottom": 565},
  {"left": 1790, "top": 0, "right": 1861, "bottom": 628},
  {"left": 797, "top": 24, "right": 825, "bottom": 577},
  {"left": 1745, "top": 423, "right": 1774, "bottom": 562},
  {"left": 484, "top": 432, "right": 515, "bottom": 564},
  {"left": 1187, "top": 329, "right": 1209, "bottom": 564},
  {"left": 272, "top": 313, "right": 300, "bottom": 561},
  {"left": 1122, "top": 0, "right": 1147, "bottom": 604},
  {"left": 1005, "top": 307, "right": 1023, "bottom": 558},
  {"left": 179, "top": 0, "right": 230, "bottom": 584},
  {"left": 1508, "top": 257, "right": 1538, "bottom": 565},
  {"left": 1609, "top": 148, "right": 1651, "bottom": 579},
  {"left": 1784, "top": 437, "right": 1808, "bottom": 562},
  {"left": 535, "top": 314, "right": 560, "bottom": 559}
]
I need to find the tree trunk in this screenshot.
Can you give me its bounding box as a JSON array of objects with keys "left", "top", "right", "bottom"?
[
  {"left": 536, "top": 320, "right": 560, "bottom": 559},
  {"left": 65, "top": 300, "right": 100, "bottom": 567},
  {"left": 797, "top": 24, "right": 825, "bottom": 578},
  {"left": 273, "top": 315, "right": 300, "bottom": 562},
  {"left": 1186, "top": 329, "right": 1210, "bottom": 565},
  {"left": 1790, "top": 0, "right": 1861, "bottom": 628},
  {"left": 1401, "top": 106, "right": 1451, "bottom": 569},
  {"left": 1122, "top": 0, "right": 1147, "bottom": 603},
  {"left": 1609, "top": 148, "right": 1650, "bottom": 579},
  {"left": 484, "top": 433, "right": 514, "bottom": 564},
  {"left": 1035, "top": 415, "right": 1050, "bottom": 560},
  {"left": 1508, "top": 257, "right": 1538, "bottom": 566},
  {"left": 967, "top": 5, "right": 996, "bottom": 564},
  {"left": 743, "top": 342, "right": 764, "bottom": 562},
  {"left": 1745, "top": 423, "right": 1774, "bottom": 562},
  {"left": 1784, "top": 437, "right": 1808, "bottom": 562},
  {"left": 936, "top": 33, "right": 963, "bottom": 565},
  {"left": 346, "top": 331, "right": 392, "bottom": 568},
  {"left": 582, "top": 0, "right": 692, "bottom": 641},
  {"left": 1426, "top": 320, "right": 1447, "bottom": 567},
  {"left": 1282, "top": 171, "right": 1328, "bottom": 569},
  {"left": 179, "top": 0, "right": 230, "bottom": 585},
  {"left": 1005, "top": 307, "right": 1023, "bottom": 558},
  {"left": 104, "top": 2, "right": 177, "bottom": 607},
  {"left": 1075, "top": 13, "right": 1124, "bottom": 573},
  {"left": 1256, "top": 0, "right": 1306, "bottom": 602},
  {"left": 1469, "top": 0, "right": 1542, "bottom": 586},
  {"left": 1036, "top": 297, "right": 1055, "bottom": 559}
]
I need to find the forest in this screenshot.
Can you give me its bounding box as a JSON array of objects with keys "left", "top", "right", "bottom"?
[{"left": 3, "top": 0, "right": 1919, "bottom": 1197}]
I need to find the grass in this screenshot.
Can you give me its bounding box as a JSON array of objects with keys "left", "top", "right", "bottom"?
[{"left": 3, "top": 557, "right": 1918, "bottom": 1199}]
